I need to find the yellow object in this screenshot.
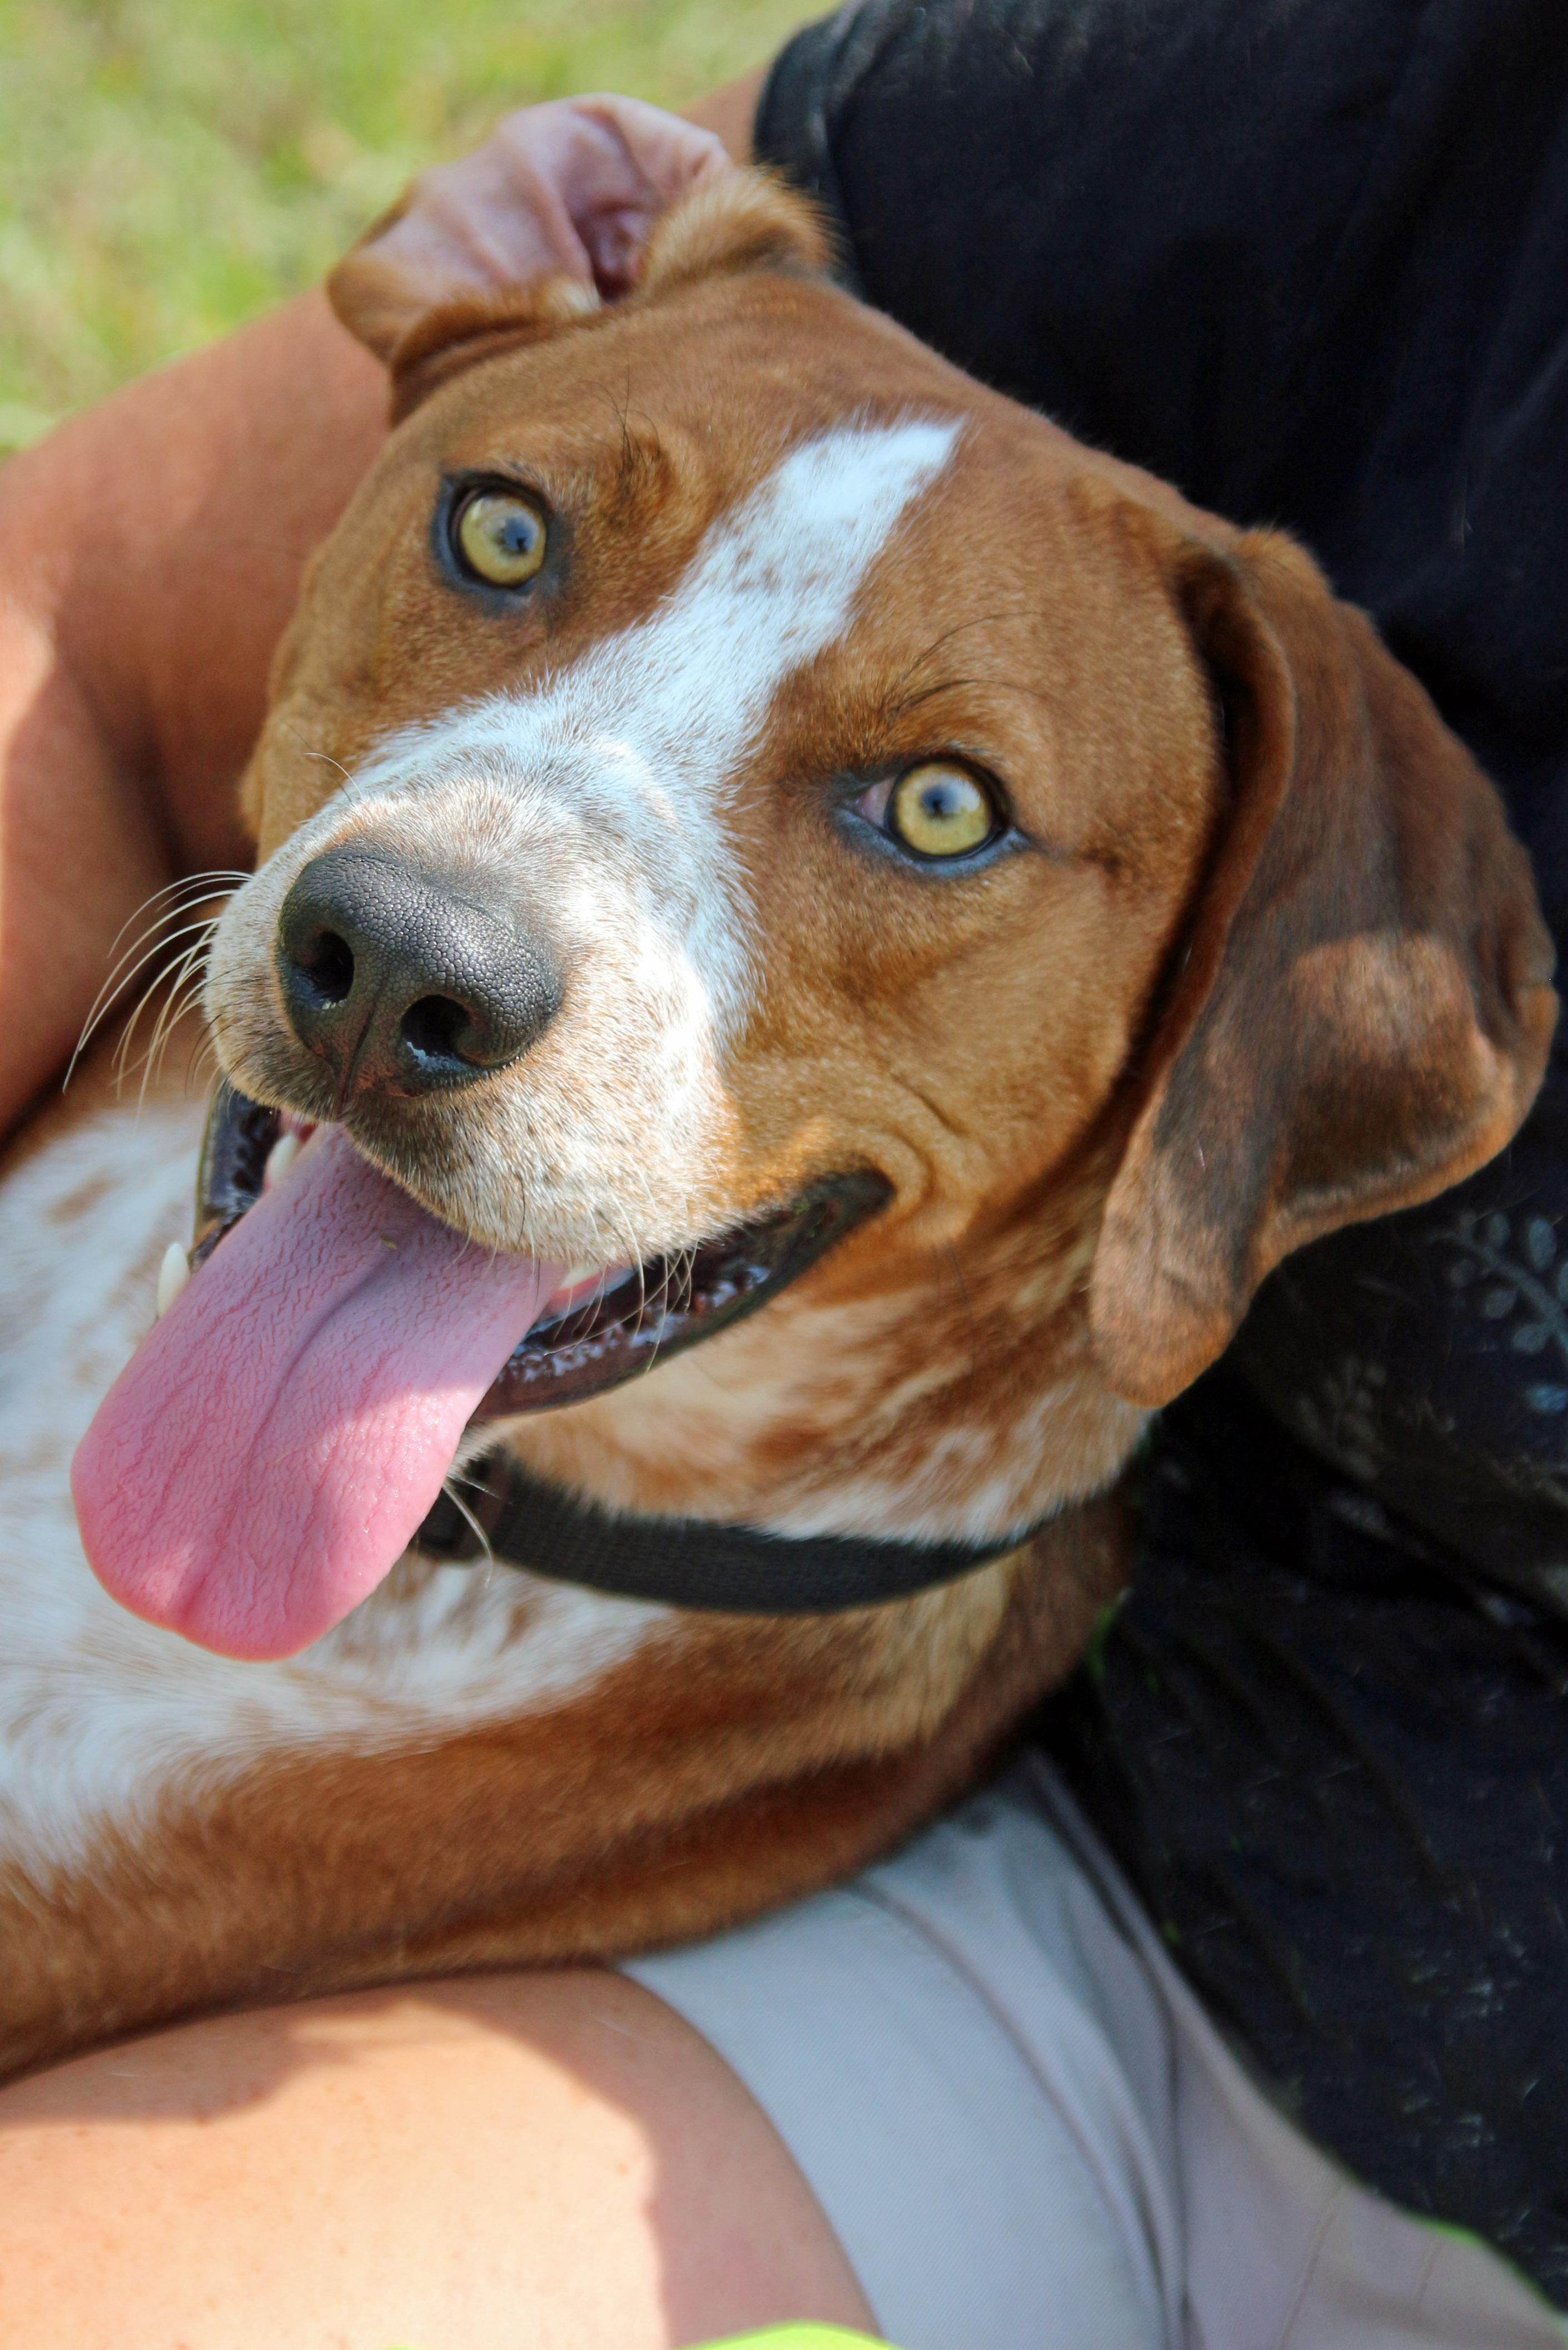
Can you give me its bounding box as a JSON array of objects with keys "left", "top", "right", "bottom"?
[
  {"left": 700, "top": 2331, "right": 892, "bottom": 2348},
  {"left": 454, "top": 488, "right": 549, "bottom": 587},
  {"left": 888, "top": 761, "right": 998, "bottom": 858},
  {"left": 378, "top": 2321, "right": 893, "bottom": 2347}
]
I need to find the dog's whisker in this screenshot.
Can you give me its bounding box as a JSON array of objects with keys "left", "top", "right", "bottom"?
[
  {"left": 645, "top": 1251, "right": 676, "bottom": 1330},
  {"left": 72, "top": 903, "right": 231, "bottom": 1087},
  {"left": 302, "top": 748, "right": 356, "bottom": 789},
  {"left": 74, "top": 932, "right": 205, "bottom": 1085},
  {"left": 436, "top": 1477, "right": 495, "bottom": 1573},
  {"left": 576, "top": 1222, "right": 619, "bottom": 1329},
  {"left": 614, "top": 1168, "right": 667, "bottom": 1315},
  {"left": 127, "top": 993, "right": 207, "bottom": 1112},
  {"left": 113, "top": 928, "right": 214, "bottom": 1080},
  {"left": 445, "top": 1467, "right": 495, "bottom": 1497},
  {"left": 140, "top": 961, "right": 213, "bottom": 1099},
  {"left": 88, "top": 874, "right": 245, "bottom": 997},
  {"left": 113, "top": 930, "right": 218, "bottom": 1110},
  {"left": 665, "top": 1246, "right": 697, "bottom": 1330},
  {"left": 99, "top": 871, "right": 248, "bottom": 960},
  {"left": 181, "top": 1022, "right": 219, "bottom": 1094},
  {"left": 614, "top": 1210, "right": 653, "bottom": 1343},
  {"left": 287, "top": 731, "right": 379, "bottom": 808}
]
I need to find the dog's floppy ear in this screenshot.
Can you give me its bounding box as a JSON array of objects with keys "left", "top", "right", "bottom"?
[
  {"left": 327, "top": 95, "right": 828, "bottom": 421},
  {"left": 1090, "top": 524, "right": 1556, "bottom": 1408},
  {"left": 632, "top": 170, "right": 833, "bottom": 301}
]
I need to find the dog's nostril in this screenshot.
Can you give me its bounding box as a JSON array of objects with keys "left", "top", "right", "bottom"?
[
  {"left": 400, "top": 994, "right": 472, "bottom": 1064},
  {"left": 277, "top": 844, "right": 561, "bottom": 1095},
  {"left": 294, "top": 930, "right": 355, "bottom": 1006}
]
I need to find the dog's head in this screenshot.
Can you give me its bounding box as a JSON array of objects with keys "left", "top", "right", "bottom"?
[
  {"left": 236, "top": 159, "right": 1555, "bottom": 1354},
  {"left": 82, "top": 159, "right": 1553, "bottom": 1662}
]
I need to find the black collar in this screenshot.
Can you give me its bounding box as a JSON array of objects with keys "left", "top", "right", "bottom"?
[{"left": 411, "top": 1453, "right": 1047, "bottom": 1613}]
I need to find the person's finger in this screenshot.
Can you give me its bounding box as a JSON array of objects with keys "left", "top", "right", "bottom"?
[
  {"left": 359, "top": 116, "right": 599, "bottom": 322},
  {"left": 359, "top": 95, "right": 733, "bottom": 326},
  {"left": 560, "top": 93, "right": 734, "bottom": 291}
]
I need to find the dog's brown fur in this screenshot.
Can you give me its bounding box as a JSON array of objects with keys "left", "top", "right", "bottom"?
[
  {"left": 1, "top": 1422, "right": 1121, "bottom": 2078},
  {"left": 0, "top": 172, "right": 1552, "bottom": 2078}
]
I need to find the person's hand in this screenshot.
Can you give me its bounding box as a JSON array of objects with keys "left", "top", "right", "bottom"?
[{"left": 340, "top": 95, "right": 736, "bottom": 364}]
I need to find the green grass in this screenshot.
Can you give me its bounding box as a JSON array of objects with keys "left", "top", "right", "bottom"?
[{"left": 0, "top": 0, "right": 809, "bottom": 448}]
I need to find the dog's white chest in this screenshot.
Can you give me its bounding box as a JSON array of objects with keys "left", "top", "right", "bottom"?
[{"left": 0, "top": 1101, "right": 663, "bottom": 1883}]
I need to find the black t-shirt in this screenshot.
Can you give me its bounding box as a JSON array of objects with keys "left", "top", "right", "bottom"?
[{"left": 757, "top": 0, "right": 1568, "bottom": 2304}]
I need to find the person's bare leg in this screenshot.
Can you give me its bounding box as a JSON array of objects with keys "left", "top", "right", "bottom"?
[{"left": 0, "top": 1969, "right": 875, "bottom": 2349}]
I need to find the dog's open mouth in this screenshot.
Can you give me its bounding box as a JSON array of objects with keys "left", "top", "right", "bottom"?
[
  {"left": 194, "top": 1080, "right": 889, "bottom": 1418},
  {"left": 70, "top": 1082, "right": 888, "bottom": 1662}
]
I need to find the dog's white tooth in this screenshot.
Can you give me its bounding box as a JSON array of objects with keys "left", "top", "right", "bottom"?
[
  {"left": 263, "top": 1131, "right": 303, "bottom": 1191},
  {"left": 155, "top": 1241, "right": 191, "bottom": 1319},
  {"left": 560, "top": 1261, "right": 603, "bottom": 1288}
]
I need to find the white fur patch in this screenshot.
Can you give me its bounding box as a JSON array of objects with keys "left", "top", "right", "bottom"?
[
  {"left": 206, "top": 419, "right": 962, "bottom": 1259},
  {"left": 349, "top": 416, "right": 961, "bottom": 1012},
  {"left": 0, "top": 1104, "right": 666, "bottom": 1882}
]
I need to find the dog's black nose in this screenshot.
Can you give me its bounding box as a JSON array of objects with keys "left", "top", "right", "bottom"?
[{"left": 277, "top": 846, "right": 559, "bottom": 1096}]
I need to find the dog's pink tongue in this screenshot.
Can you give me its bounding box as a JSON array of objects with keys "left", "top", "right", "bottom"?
[{"left": 72, "top": 1127, "right": 559, "bottom": 1662}]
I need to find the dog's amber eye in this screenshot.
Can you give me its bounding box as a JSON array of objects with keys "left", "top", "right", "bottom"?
[
  {"left": 887, "top": 763, "right": 999, "bottom": 859},
  {"left": 452, "top": 489, "right": 547, "bottom": 588}
]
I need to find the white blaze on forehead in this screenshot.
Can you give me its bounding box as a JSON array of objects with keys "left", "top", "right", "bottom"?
[
  {"left": 347, "top": 417, "right": 962, "bottom": 1023},
  {"left": 370, "top": 416, "right": 960, "bottom": 793},
  {"left": 205, "top": 415, "right": 965, "bottom": 1259}
]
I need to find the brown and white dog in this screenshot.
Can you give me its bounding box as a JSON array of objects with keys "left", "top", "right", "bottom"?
[{"left": 0, "top": 167, "right": 1553, "bottom": 2080}]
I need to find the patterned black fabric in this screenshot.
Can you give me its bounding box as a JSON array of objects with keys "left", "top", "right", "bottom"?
[
  {"left": 1237, "top": 1083, "right": 1568, "bottom": 1620},
  {"left": 757, "top": 0, "right": 1568, "bottom": 2297},
  {"left": 1043, "top": 1373, "right": 1568, "bottom": 2302}
]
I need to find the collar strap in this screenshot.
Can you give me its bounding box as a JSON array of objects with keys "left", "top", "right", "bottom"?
[{"left": 412, "top": 1453, "right": 1047, "bottom": 1614}]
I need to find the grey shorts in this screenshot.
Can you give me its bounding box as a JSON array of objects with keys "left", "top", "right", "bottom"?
[{"left": 625, "top": 1758, "right": 1565, "bottom": 2350}]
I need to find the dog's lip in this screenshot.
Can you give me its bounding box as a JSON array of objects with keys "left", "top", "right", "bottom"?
[
  {"left": 193, "top": 1081, "right": 890, "bottom": 1418},
  {"left": 472, "top": 1167, "right": 890, "bottom": 1415}
]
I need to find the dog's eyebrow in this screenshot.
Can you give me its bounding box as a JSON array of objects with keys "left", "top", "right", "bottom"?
[
  {"left": 607, "top": 402, "right": 665, "bottom": 519},
  {"left": 366, "top": 417, "right": 966, "bottom": 808},
  {"left": 882, "top": 672, "right": 1063, "bottom": 728},
  {"left": 875, "top": 609, "right": 1039, "bottom": 725},
  {"left": 874, "top": 672, "right": 981, "bottom": 727},
  {"left": 577, "top": 371, "right": 667, "bottom": 506}
]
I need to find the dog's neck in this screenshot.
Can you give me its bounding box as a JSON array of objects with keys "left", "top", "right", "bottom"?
[{"left": 489, "top": 1171, "right": 1150, "bottom": 1546}]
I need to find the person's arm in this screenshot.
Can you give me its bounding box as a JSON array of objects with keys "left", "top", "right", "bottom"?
[
  {"left": 0, "top": 290, "right": 385, "bottom": 1122},
  {"left": 0, "top": 73, "right": 762, "bottom": 1133}
]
